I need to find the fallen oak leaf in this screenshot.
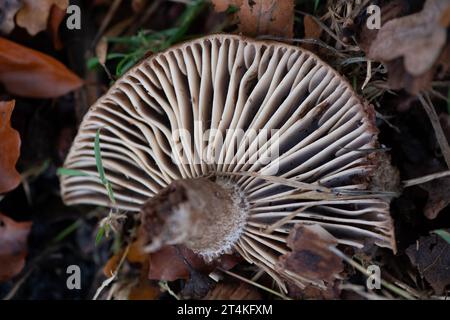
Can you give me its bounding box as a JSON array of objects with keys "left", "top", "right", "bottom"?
[
  {"left": 204, "top": 281, "right": 262, "bottom": 300},
  {"left": 0, "top": 100, "right": 21, "bottom": 194},
  {"left": 239, "top": 0, "right": 294, "bottom": 38},
  {"left": 147, "top": 245, "right": 240, "bottom": 282},
  {"left": 406, "top": 231, "right": 450, "bottom": 295},
  {"left": 0, "top": 212, "right": 32, "bottom": 282},
  {"left": 0, "top": 37, "right": 83, "bottom": 98},
  {"left": 16, "top": 0, "right": 68, "bottom": 36},
  {"left": 0, "top": 0, "right": 22, "bottom": 34},
  {"left": 277, "top": 224, "right": 344, "bottom": 285},
  {"left": 369, "top": 0, "right": 449, "bottom": 77},
  {"left": 212, "top": 0, "right": 294, "bottom": 38}
]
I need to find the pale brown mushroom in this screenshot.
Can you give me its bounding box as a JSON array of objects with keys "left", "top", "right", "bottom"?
[{"left": 60, "top": 34, "right": 397, "bottom": 292}]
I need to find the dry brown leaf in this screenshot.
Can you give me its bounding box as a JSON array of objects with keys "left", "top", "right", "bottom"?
[
  {"left": 127, "top": 280, "right": 160, "bottom": 300},
  {"left": 16, "top": 0, "right": 68, "bottom": 36},
  {"left": 406, "top": 231, "right": 450, "bottom": 294},
  {"left": 439, "top": 4, "right": 450, "bottom": 27},
  {"left": 147, "top": 246, "right": 211, "bottom": 281},
  {"left": 239, "top": 0, "right": 294, "bottom": 38},
  {"left": 369, "top": 0, "right": 448, "bottom": 77},
  {"left": 277, "top": 224, "right": 343, "bottom": 284},
  {"left": 0, "top": 0, "right": 22, "bottom": 34},
  {"left": 0, "top": 37, "right": 82, "bottom": 98},
  {"left": 212, "top": 0, "right": 294, "bottom": 38},
  {"left": 0, "top": 212, "right": 32, "bottom": 282},
  {"left": 303, "top": 15, "right": 321, "bottom": 40},
  {"left": 48, "top": 4, "right": 66, "bottom": 50},
  {"left": 420, "top": 176, "right": 450, "bottom": 220},
  {"left": 0, "top": 100, "right": 21, "bottom": 194},
  {"left": 204, "top": 282, "right": 262, "bottom": 300}
]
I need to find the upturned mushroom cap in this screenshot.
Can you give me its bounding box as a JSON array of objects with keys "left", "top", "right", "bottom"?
[{"left": 60, "top": 34, "right": 396, "bottom": 291}]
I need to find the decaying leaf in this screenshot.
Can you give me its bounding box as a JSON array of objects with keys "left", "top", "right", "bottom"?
[
  {"left": 0, "top": 100, "right": 21, "bottom": 194},
  {"left": 212, "top": 0, "right": 294, "bottom": 38},
  {"left": 48, "top": 4, "right": 67, "bottom": 50},
  {"left": 0, "top": 212, "right": 32, "bottom": 282},
  {"left": 16, "top": 0, "right": 68, "bottom": 36},
  {"left": 406, "top": 231, "right": 450, "bottom": 294},
  {"left": 420, "top": 176, "right": 450, "bottom": 220},
  {"left": 180, "top": 269, "right": 215, "bottom": 299},
  {"left": 239, "top": 0, "right": 294, "bottom": 38},
  {"left": 148, "top": 246, "right": 212, "bottom": 281},
  {"left": 0, "top": 37, "right": 82, "bottom": 98},
  {"left": 369, "top": 0, "right": 449, "bottom": 77},
  {"left": 0, "top": 0, "right": 22, "bottom": 34},
  {"left": 128, "top": 280, "right": 160, "bottom": 300},
  {"left": 303, "top": 15, "right": 321, "bottom": 40},
  {"left": 277, "top": 224, "right": 343, "bottom": 285},
  {"left": 204, "top": 282, "right": 262, "bottom": 300}
]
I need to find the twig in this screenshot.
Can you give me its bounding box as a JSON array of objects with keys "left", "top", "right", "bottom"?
[
  {"left": 92, "top": 0, "right": 123, "bottom": 48},
  {"left": 329, "top": 247, "right": 416, "bottom": 300},
  {"left": 93, "top": 244, "right": 130, "bottom": 300},
  {"left": 403, "top": 170, "right": 450, "bottom": 188}
]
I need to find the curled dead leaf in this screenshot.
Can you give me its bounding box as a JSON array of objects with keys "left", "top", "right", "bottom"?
[
  {"left": 204, "top": 282, "right": 262, "bottom": 300},
  {"left": 16, "top": 0, "right": 68, "bottom": 36},
  {"left": 277, "top": 224, "right": 343, "bottom": 285},
  {"left": 406, "top": 232, "right": 450, "bottom": 295},
  {"left": 0, "top": 100, "right": 21, "bottom": 194},
  {"left": 0, "top": 212, "right": 32, "bottom": 282},
  {"left": 369, "top": 0, "right": 448, "bottom": 76},
  {"left": 0, "top": 37, "right": 83, "bottom": 98}
]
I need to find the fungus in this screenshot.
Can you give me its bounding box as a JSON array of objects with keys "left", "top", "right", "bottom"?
[{"left": 60, "top": 34, "right": 397, "bottom": 292}]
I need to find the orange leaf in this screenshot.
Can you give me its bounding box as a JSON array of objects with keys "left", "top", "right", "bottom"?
[
  {"left": 212, "top": 0, "right": 294, "bottom": 38},
  {"left": 0, "top": 212, "right": 32, "bottom": 282},
  {"left": 0, "top": 100, "right": 21, "bottom": 194},
  {"left": 128, "top": 280, "right": 160, "bottom": 300},
  {"left": 239, "top": 0, "right": 294, "bottom": 38},
  {"left": 0, "top": 37, "right": 83, "bottom": 98}
]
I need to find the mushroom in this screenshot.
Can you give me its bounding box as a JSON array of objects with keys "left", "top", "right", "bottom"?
[{"left": 60, "top": 34, "right": 397, "bottom": 292}]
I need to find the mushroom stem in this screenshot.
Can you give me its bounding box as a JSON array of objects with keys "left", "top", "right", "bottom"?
[{"left": 140, "top": 177, "right": 249, "bottom": 260}]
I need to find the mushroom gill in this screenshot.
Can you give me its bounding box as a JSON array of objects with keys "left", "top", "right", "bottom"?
[{"left": 60, "top": 34, "right": 397, "bottom": 292}]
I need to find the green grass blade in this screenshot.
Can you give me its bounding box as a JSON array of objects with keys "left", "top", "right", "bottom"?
[
  {"left": 95, "top": 225, "right": 106, "bottom": 246},
  {"left": 57, "top": 168, "right": 90, "bottom": 177},
  {"left": 94, "top": 129, "right": 107, "bottom": 185},
  {"left": 432, "top": 229, "right": 450, "bottom": 244}
]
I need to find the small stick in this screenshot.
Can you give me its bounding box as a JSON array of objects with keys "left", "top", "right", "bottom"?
[{"left": 403, "top": 170, "right": 450, "bottom": 188}]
